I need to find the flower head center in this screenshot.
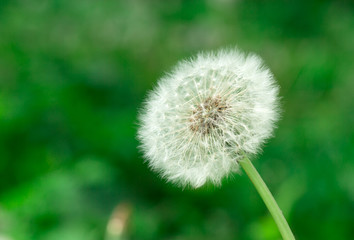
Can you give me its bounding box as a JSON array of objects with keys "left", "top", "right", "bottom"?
[{"left": 189, "top": 96, "right": 228, "bottom": 134}]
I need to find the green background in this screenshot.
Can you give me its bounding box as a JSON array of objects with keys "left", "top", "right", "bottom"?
[{"left": 0, "top": 0, "right": 353, "bottom": 239}]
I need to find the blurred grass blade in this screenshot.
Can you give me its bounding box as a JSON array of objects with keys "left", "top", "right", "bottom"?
[{"left": 105, "top": 202, "right": 132, "bottom": 240}]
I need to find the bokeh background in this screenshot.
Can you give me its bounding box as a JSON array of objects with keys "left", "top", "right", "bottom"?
[{"left": 0, "top": 0, "right": 353, "bottom": 239}]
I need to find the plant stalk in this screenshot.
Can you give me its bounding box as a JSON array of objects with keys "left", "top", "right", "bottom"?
[{"left": 239, "top": 156, "right": 295, "bottom": 240}]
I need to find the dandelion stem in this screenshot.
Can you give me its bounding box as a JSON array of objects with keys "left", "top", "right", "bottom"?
[{"left": 239, "top": 156, "right": 295, "bottom": 240}]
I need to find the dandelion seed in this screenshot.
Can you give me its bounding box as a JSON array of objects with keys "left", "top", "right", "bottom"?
[{"left": 138, "top": 48, "right": 279, "bottom": 188}]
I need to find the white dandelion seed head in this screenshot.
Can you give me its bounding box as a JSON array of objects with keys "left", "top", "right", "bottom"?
[{"left": 138, "top": 48, "right": 280, "bottom": 188}]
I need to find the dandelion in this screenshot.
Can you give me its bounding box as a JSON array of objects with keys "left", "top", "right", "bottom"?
[
  {"left": 138, "top": 49, "right": 278, "bottom": 188},
  {"left": 138, "top": 49, "right": 295, "bottom": 240}
]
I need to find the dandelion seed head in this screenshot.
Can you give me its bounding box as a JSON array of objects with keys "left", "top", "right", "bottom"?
[{"left": 138, "top": 49, "right": 280, "bottom": 188}]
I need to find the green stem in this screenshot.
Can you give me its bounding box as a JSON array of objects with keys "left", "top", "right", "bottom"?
[{"left": 239, "top": 156, "right": 295, "bottom": 240}]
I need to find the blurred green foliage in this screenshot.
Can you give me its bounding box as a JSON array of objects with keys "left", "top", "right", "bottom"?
[{"left": 0, "top": 0, "right": 353, "bottom": 239}]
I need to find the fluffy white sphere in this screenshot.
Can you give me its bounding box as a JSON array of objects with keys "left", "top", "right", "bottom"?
[{"left": 138, "top": 49, "right": 279, "bottom": 188}]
